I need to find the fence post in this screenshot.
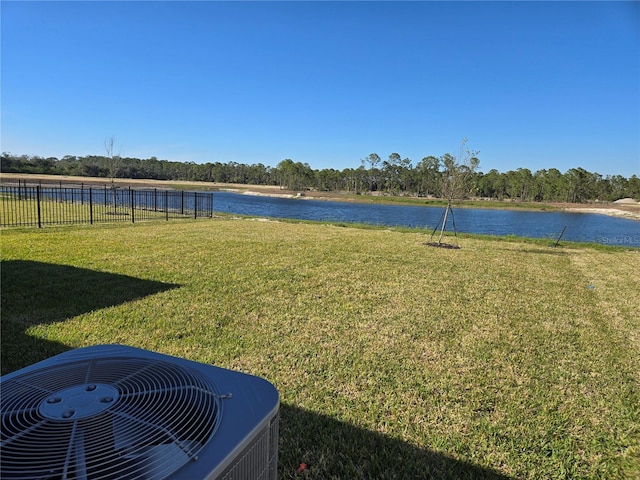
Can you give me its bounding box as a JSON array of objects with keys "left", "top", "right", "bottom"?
[
  {"left": 165, "top": 190, "right": 169, "bottom": 221},
  {"left": 89, "top": 187, "right": 93, "bottom": 224},
  {"left": 36, "top": 185, "right": 42, "bottom": 228},
  {"left": 130, "top": 187, "right": 135, "bottom": 223},
  {"left": 194, "top": 192, "right": 198, "bottom": 219},
  {"left": 181, "top": 190, "right": 185, "bottom": 215}
]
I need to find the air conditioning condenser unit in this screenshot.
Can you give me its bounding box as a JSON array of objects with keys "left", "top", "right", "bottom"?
[{"left": 0, "top": 344, "right": 279, "bottom": 480}]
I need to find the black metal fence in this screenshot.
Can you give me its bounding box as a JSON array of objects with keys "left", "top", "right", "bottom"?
[{"left": 0, "top": 183, "right": 214, "bottom": 228}]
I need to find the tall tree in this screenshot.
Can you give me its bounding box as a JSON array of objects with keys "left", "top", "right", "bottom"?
[
  {"left": 382, "top": 153, "right": 402, "bottom": 193},
  {"left": 366, "top": 153, "right": 381, "bottom": 192},
  {"left": 399, "top": 157, "right": 413, "bottom": 192},
  {"left": 416, "top": 156, "right": 440, "bottom": 197}
]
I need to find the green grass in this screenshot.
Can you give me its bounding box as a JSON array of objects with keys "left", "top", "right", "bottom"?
[{"left": 1, "top": 219, "right": 638, "bottom": 479}]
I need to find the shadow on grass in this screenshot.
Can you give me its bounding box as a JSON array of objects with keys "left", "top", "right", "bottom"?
[
  {"left": 1, "top": 261, "right": 512, "bottom": 478},
  {"left": 279, "top": 403, "right": 513, "bottom": 480},
  {"left": 1, "top": 260, "right": 178, "bottom": 375}
]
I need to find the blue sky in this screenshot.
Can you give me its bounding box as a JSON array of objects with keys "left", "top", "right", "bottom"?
[{"left": 2, "top": 1, "right": 639, "bottom": 177}]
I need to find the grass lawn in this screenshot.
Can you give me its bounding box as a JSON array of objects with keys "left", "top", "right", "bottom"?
[{"left": 1, "top": 219, "right": 638, "bottom": 479}]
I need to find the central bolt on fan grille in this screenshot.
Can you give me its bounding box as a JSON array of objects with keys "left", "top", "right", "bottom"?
[{"left": 1, "top": 356, "right": 222, "bottom": 480}]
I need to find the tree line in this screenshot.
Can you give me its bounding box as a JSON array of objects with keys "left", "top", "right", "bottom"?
[{"left": 2, "top": 151, "right": 638, "bottom": 203}]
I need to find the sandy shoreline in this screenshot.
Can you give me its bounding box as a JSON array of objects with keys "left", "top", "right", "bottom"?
[
  {"left": 2, "top": 172, "right": 639, "bottom": 221},
  {"left": 562, "top": 207, "right": 640, "bottom": 221}
]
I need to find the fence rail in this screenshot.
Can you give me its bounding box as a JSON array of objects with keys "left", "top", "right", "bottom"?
[{"left": 0, "top": 183, "right": 213, "bottom": 228}]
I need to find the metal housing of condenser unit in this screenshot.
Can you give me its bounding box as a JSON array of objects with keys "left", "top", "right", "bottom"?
[{"left": 0, "top": 344, "right": 279, "bottom": 480}]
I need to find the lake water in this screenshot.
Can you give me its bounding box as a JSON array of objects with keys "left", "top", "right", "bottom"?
[{"left": 212, "top": 192, "right": 639, "bottom": 247}]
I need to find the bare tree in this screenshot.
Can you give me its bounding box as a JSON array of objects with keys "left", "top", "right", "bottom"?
[
  {"left": 431, "top": 138, "right": 480, "bottom": 246},
  {"left": 104, "top": 136, "right": 121, "bottom": 181},
  {"left": 440, "top": 138, "right": 480, "bottom": 203},
  {"left": 104, "top": 136, "right": 121, "bottom": 213}
]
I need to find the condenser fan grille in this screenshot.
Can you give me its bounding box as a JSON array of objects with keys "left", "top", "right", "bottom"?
[{"left": 1, "top": 356, "right": 222, "bottom": 480}]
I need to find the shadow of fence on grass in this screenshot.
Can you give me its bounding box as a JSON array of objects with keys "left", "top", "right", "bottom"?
[
  {"left": 0, "top": 260, "right": 178, "bottom": 375},
  {"left": 279, "top": 403, "right": 513, "bottom": 480}
]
